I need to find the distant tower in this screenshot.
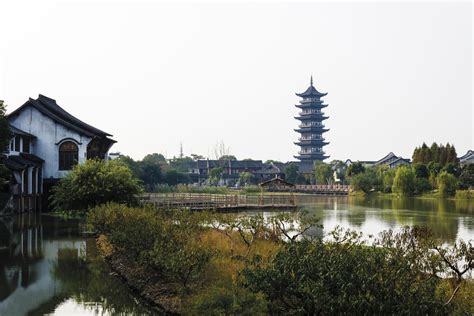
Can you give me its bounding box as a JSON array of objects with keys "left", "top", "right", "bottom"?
[{"left": 294, "top": 76, "right": 330, "bottom": 166}]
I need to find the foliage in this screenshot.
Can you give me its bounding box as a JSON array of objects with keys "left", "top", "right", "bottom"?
[
  {"left": 0, "top": 101, "right": 11, "bottom": 192},
  {"left": 382, "top": 167, "right": 396, "bottom": 193},
  {"left": 455, "top": 190, "right": 474, "bottom": 200},
  {"left": 239, "top": 172, "right": 255, "bottom": 186},
  {"left": 392, "top": 165, "right": 416, "bottom": 196},
  {"left": 0, "top": 101, "right": 11, "bottom": 151},
  {"left": 437, "top": 171, "right": 459, "bottom": 197},
  {"left": 241, "top": 226, "right": 473, "bottom": 315},
  {"left": 219, "top": 155, "right": 237, "bottom": 161},
  {"left": 284, "top": 163, "right": 298, "bottom": 184},
  {"left": 414, "top": 163, "right": 429, "bottom": 179},
  {"left": 50, "top": 160, "right": 142, "bottom": 212},
  {"left": 346, "top": 161, "right": 365, "bottom": 177},
  {"left": 459, "top": 164, "right": 474, "bottom": 189},
  {"left": 209, "top": 167, "right": 224, "bottom": 185},
  {"left": 350, "top": 171, "right": 374, "bottom": 193},
  {"left": 313, "top": 161, "right": 333, "bottom": 184},
  {"left": 413, "top": 142, "right": 459, "bottom": 166}
]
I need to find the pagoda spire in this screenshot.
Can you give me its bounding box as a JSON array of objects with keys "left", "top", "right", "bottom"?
[{"left": 310, "top": 75, "right": 313, "bottom": 86}]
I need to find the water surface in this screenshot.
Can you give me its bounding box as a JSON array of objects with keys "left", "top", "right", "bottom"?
[{"left": 0, "top": 196, "right": 472, "bottom": 315}]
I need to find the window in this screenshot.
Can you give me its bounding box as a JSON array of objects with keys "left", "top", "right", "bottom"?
[
  {"left": 23, "top": 138, "right": 30, "bottom": 153},
  {"left": 14, "top": 136, "right": 20, "bottom": 152},
  {"left": 59, "top": 141, "right": 79, "bottom": 170}
]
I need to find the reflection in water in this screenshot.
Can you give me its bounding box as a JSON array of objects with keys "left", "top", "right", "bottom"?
[
  {"left": 0, "top": 214, "right": 153, "bottom": 316},
  {"left": 285, "top": 196, "right": 474, "bottom": 244}
]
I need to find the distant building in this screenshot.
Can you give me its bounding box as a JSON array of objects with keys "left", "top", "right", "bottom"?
[
  {"left": 294, "top": 77, "right": 330, "bottom": 172},
  {"left": 459, "top": 150, "right": 474, "bottom": 165},
  {"left": 187, "top": 159, "right": 286, "bottom": 185},
  {"left": 345, "top": 152, "right": 410, "bottom": 169},
  {"left": 4, "top": 94, "right": 116, "bottom": 211}
]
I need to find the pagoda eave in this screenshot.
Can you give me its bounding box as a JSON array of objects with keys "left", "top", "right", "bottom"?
[
  {"left": 294, "top": 116, "right": 329, "bottom": 121},
  {"left": 296, "top": 103, "right": 328, "bottom": 109},
  {"left": 294, "top": 141, "right": 330, "bottom": 146},
  {"left": 294, "top": 128, "right": 330, "bottom": 133}
]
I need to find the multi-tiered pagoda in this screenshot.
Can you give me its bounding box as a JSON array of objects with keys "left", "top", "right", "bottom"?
[{"left": 294, "top": 77, "right": 329, "bottom": 168}]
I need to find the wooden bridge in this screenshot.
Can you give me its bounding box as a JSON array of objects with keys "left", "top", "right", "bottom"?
[
  {"left": 294, "top": 184, "right": 350, "bottom": 195},
  {"left": 140, "top": 193, "right": 297, "bottom": 211}
]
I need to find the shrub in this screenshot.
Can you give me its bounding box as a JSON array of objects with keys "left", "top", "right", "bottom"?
[
  {"left": 50, "top": 159, "right": 142, "bottom": 212},
  {"left": 455, "top": 190, "right": 474, "bottom": 200},
  {"left": 437, "top": 171, "right": 459, "bottom": 197}
]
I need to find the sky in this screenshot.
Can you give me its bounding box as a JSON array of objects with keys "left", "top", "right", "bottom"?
[{"left": 0, "top": 1, "right": 472, "bottom": 162}]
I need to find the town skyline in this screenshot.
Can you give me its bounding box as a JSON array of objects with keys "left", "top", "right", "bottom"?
[{"left": 1, "top": 1, "right": 471, "bottom": 162}]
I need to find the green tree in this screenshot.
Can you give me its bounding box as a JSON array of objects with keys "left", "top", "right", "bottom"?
[
  {"left": 314, "top": 161, "right": 333, "bottom": 184},
  {"left": 239, "top": 172, "right": 255, "bottom": 186},
  {"left": 458, "top": 164, "right": 474, "bottom": 189},
  {"left": 392, "top": 166, "right": 416, "bottom": 196},
  {"left": 117, "top": 155, "right": 142, "bottom": 179},
  {"left": 209, "top": 167, "right": 224, "bottom": 185},
  {"left": 382, "top": 168, "right": 396, "bottom": 193},
  {"left": 219, "top": 155, "right": 237, "bottom": 161},
  {"left": 50, "top": 159, "right": 142, "bottom": 212},
  {"left": 437, "top": 171, "right": 458, "bottom": 197},
  {"left": 284, "top": 164, "right": 298, "bottom": 184},
  {"left": 0, "top": 101, "right": 12, "bottom": 192},
  {"left": 350, "top": 171, "right": 374, "bottom": 193},
  {"left": 140, "top": 153, "right": 164, "bottom": 190},
  {"left": 346, "top": 161, "right": 365, "bottom": 177},
  {"left": 414, "top": 163, "right": 429, "bottom": 179}
]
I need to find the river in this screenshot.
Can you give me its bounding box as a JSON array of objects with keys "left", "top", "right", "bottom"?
[{"left": 0, "top": 196, "right": 472, "bottom": 315}]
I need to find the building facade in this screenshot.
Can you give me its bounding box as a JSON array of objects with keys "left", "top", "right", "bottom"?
[
  {"left": 294, "top": 77, "right": 329, "bottom": 172},
  {"left": 4, "top": 94, "right": 115, "bottom": 212}
]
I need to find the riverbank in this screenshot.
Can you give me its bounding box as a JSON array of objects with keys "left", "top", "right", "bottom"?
[
  {"left": 96, "top": 235, "right": 181, "bottom": 314},
  {"left": 349, "top": 189, "right": 474, "bottom": 201}
]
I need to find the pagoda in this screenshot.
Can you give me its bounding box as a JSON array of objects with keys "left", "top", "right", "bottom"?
[{"left": 294, "top": 76, "right": 330, "bottom": 166}]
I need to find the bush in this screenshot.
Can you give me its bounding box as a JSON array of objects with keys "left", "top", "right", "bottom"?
[
  {"left": 437, "top": 171, "right": 459, "bottom": 197},
  {"left": 455, "top": 190, "right": 474, "bottom": 200},
  {"left": 89, "top": 204, "right": 215, "bottom": 290},
  {"left": 50, "top": 159, "right": 142, "bottom": 212}
]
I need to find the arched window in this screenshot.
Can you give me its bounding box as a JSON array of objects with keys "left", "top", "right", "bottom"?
[{"left": 59, "top": 141, "right": 78, "bottom": 170}]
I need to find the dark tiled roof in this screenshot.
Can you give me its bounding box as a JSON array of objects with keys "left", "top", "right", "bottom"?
[
  {"left": 259, "top": 177, "right": 295, "bottom": 187},
  {"left": 459, "top": 150, "right": 474, "bottom": 161},
  {"left": 374, "top": 152, "right": 398, "bottom": 165},
  {"left": 8, "top": 94, "right": 115, "bottom": 141},
  {"left": 229, "top": 160, "right": 263, "bottom": 169},
  {"left": 4, "top": 153, "right": 43, "bottom": 170},
  {"left": 296, "top": 85, "right": 327, "bottom": 98},
  {"left": 9, "top": 125, "right": 36, "bottom": 139}
]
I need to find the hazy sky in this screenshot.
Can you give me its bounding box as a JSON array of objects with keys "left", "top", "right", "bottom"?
[{"left": 0, "top": 1, "right": 472, "bottom": 162}]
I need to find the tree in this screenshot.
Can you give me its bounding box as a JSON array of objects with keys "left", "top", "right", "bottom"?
[
  {"left": 209, "top": 167, "right": 223, "bottom": 185},
  {"left": 0, "top": 101, "right": 11, "bottom": 192},
  {"left": 314, "top": 161, "right": 333, "bottom": 184},
  {"left": 382, "top": 168, "right": 396, "bottom": 193},
  {"left": 239, "top": 172, "right": 255, "bottom": 186},
  {"left": 140, "top": 153, "right": 165, "bottom": 190},
  {"left": 191, "top": 154, "right": 205, "bottom": 161},
  {"left": 219, "top": 155, "right": 237, "bottom": 161},
  {"left": 392, "top": 166, "right": 416, "bottom": 196},
  {"left": 437, "top": 171, "right": 458, "bottom": 197},
  {"left": 458, "top": 164, "right": 474, "bottom": 189},
  {"left": 117, "top": 155, "right": 142, "bottom": 179},
  {"left": 50, "top": 159, "right": 142, "bottom": 212},
  {"left": 350, "top": 172, "right": 374, "bottom": 193},
  {"left": 346, "top": 161, "right": 365, "bottom": 177},
  {"left": 414, "top": 163, "right": 429, "bottom": 179},
  {"left": 284, "top": 164, "right": 298, "bottom": 184},
  {"left": 0, "top": 101, "right": 11, "bottom": 151}
]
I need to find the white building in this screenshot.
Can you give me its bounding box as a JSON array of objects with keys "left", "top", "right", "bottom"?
[{"left": 4, "top": 94, "right": 116, "bottom": 211}]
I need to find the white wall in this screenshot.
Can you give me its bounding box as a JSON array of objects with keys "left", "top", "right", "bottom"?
[{"left": 9, "top": 105, "right": 92, "bottom": 179}]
